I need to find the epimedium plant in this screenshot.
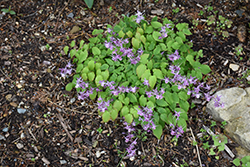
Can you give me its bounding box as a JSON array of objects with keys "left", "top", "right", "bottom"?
[{"left": 60, "top": 11, "right": 214, "bottom": 154}]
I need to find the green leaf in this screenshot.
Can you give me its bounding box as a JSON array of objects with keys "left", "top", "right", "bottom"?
[
  {"left": 70, "top": 49, "right": 76, "bottom": 58},
  {"left": 153, "top": 69, "right": 163, "bottom": 79},
  {"left": 153, "top": 45, "right": 161, "bottom": 55},
  {"left": 160, "top": 113, "right": 168, "bottom": 123},
  {"left": 177, "top": 118, "right": 187, "bottom": 131},
  {"left": 109, "top": 73, "right": 118, "bottom": 82},
  {"left": 95, "top": 62, "right": 101, "bottom": 70},
  {"left": 70, "top": 40, "right": 75, "bottom": 47},
  {"left": 65, "top": 83, "right": 75, "bottom": 91},
  {"left": 139, "top": 95, "right": 147, "bottom": 106},
  {"left": 136, "top": 64, "right": 147, "bottom": 78},
  {"left": 110, "top": 109, "right": 118, "bottom": 121},
  {"left": 101, "top": 70, "right": 109, "bottom": 80},
  {"left": 1, "top": 9, "right": 9, "bottom": 13},
  {"left": 105, "top": 58, "right": 114, "bottom": 65},
  {"left": 88, "top": 72, "right": 95, "bottom": 81},
  {"left": 76, "top": 64, "right": 84, "bottom": 73},
  {"left": 100, "top": 64, "right": 109, "bottom": 70},
  {"left": 127, "top": 93, "right": 137, "bottom": 103},
  {"left": 84, "top": 0, "right": 94, "bottom": 8},
  {"left": 153, "top": 125, "right": 163, "bottom": 139},
  {"left": 178, "top": 91, "right": 189, "bottom": 101},
  {"left": 183, "top": 28, "right": 192, "bottom": 35},
  {"left": 186, "top": 55, "right": 194, "bottom": 66},
  {"left": 130, "top": 108, "right": 139, "bottom": 119},
  {"left": 141, "top": 69, "right": 151, "bottom": 81},
  {"left": 124, "top": 97, "right": 130, "bottom": 106},
  {"left": 102, "top": 111, "right": 110, "bottom": 122},
  {"left": 145, "top": 26, "right": 153, "bottom": 34},
  {"left": 64, "top": 46, "right": 69, "bottom": 55},
  {"left": 156, "top": 99, "right": 168, "bottom": 107},
  {"left": 179, "top": 99, "right": 190, "bottom": 112},
  {"left": 88, "top": 60, "right": 95, "bottom": 71},
  {"left": 95, "top": 75, "right": 103, "bottom": 86},
  {"left": 121, "top": 106, "right": 129, "bottom": 117},
  {"left": 132, "top": 37, "right": 140, "bottom": 49},
  {"left": 149, "top": 75, "right": 157, "bottom": 89},
  {"left": 140, "top": 54, "right": 149, "bottom": 64},
  {"left": 151, "top": 21, "right": 163, "bottom": 29},
  {"left": 147, "top": 100, "right": 155, "bottom": 108},
  {"left": 92, "top": 29, "right": 104, "bottom": 35},
  {"left": 152, "top": 31, "right": 162, "bottom": 41},
  {"left": 79, "top": 50, "right": 88, "bottom": 63},
  {"left": 113, "top": 100, "right": 123, "bottom": 112},
  {"left": 147, "top": 60, "right": 153, "bottom": 70},
  {"left": 89, "top": 90, "right": 97, "bottom": 100},
  {"left": 232, "top": 158, "right": 240, "bottom": 166},
  {"left": 118, "top": 30, "right": 125, "bottom": 38},
  {"left": 172, "top": 42, "right": 181, "bottom": 50},
  {"left": 126, "top": 31, "right": 133, "bottom": 37},
  {"left": 124, "top": 114, "right": 133, "bottom": 124},
  {"left": 9, "top": 10, "right": 16, "bottom": 15},
  {"left": 200, "top": 64, "right": 211, "bottom": 74},
  {"left": 92, "top": 47, "right": 101, "bottom": 56}
]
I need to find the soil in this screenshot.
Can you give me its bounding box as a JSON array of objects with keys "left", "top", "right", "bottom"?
[{"left": 0, "top": 0, "right": 250, "bottom": 166}]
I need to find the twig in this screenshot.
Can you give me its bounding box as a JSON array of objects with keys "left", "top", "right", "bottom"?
[
  {"left": 56, "top": 113, "right": 74, "bottom": 142},
  {"left": 190, "top": 127, "right": 202, "bottom": 167},
  {"left": 158, "top": 154, "right": 164, "bottom": 166},
  {"left": 28, "top": 128, "right": 38, "bottom": 142},
  {"left": 202, "top": 125, "right": 235, "bottom": 159}
]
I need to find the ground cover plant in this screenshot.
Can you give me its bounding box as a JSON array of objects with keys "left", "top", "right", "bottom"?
[
  {"left": 59, "top": 11, "right": 224, "bottom": 159},
  {"left": 1, "top": 0, "right": 249, "bottom": 166}
]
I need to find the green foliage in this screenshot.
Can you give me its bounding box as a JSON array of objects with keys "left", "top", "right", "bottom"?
[
  {"left": 84, "top": 0, "right": 94, "bottom": 9},
  {"left": 233, "top": 156, "right": 250, "bottom": 167},
  {"left": 1, "top": 6, "right": 16, "bottom": 15},
  {"left": 63, "top": 13, "right": 211, "bottom": 140}
]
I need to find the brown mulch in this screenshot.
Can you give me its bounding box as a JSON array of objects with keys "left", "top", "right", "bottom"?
[{"left": 0, "top": 0, "right": 250, "bottom": 166}]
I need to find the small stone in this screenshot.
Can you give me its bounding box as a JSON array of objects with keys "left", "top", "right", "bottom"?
[
  {"left": 229, "top": 64, "right": 239, "bottom": 71},
  {"left": 96, "top": 150, "right": 101, "bottom": 158},
  {"left": 247, "top": 76, "right": 250, "bottom": 82},
  {"left": 70, "top": 98, "right": 75, "bottom": 103},
  {"left": 42, "top": 157, "right": 50, "bottom": 165},
  {"left": 17, "top": 108, "right": 27, "bottom": 114},
  {"left": 151, "top": 9, "right": 164, "bottom": 15},
  {"left": 2, "top": 127, "right": 8, "bottom": 132},
  {"left": 80, "top": 9, "right": 86, "bottom": 16},
  {"left": 16, "top": 83, "right": 22, "bottom": 88},
  {"left": 67, "top": 13, "right": 74, "bottom": 18},
  {"left": 0, "top": 135, "right": 6, "bottom": 140},
  {"left": 4, "top": 61, "right": 11, "bottom": 65},
  {"left": 60, "top": 160, "right": 67, "bottom": 164},
  {"left": 16, "top": 143, "right": 24, "bottom": 149},
  {"left": 10, "top": 102, "right": 18, "bottom": 107},
  {"left": 129, "top": 156, "right": 135, "bottom": 161},
  {"left": 49, "top": 14, "right": 55, "bottom": 20},
  {"left": 5, "top": 94, "right": 12, "bottom": 101},
  {"left": 20, "top": 133, "right": 25, "bottom": 139}
]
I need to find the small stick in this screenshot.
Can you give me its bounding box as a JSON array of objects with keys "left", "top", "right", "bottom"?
[
  {"left": 190, "top": 127, "right": 202, "bottom": 167},
  {"left": 56, "top": 113, "right": 74, "bottom": 142}
]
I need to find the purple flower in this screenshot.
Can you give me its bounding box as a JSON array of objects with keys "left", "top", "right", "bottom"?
[
  {"left": 129, "top": 86, "right": 138, "bottom": 93},
  {"left": 107, "top": 28, "right": 112, "bottom": 33},
  {"left": 214, "top": 95, "right": 224, "bottom": 108},
  {"left": 168, "top": 50, "right": 180, "bottom": 62},
  {"left": 143, "top": 79, "right": 149, "bottom": 86},
  {"left": 204, "top": 92, "right": 213, "bottom": 101},
  {"left": 65, "top": 62, "right": 73, "bottom": 68},
  {"left": 135, "top": 11, "right": 144, "bottom": 24},
  {"left": 174, "top": 111, "right": 181, "bottom": 119}
]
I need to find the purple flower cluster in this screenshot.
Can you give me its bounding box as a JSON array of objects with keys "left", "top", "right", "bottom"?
[
  {"left": 74, "top": 77, "right": 101, "bottom": 101},
  {"left": 158, "top": 24, "right": 171, "bottom": 39},
  {"left": 137, "top": 107, "right": 156, "bottom": 131},
  {"left": 104, "top": 31, "right": 143, "bottom": 65},
  {"left": 169, "top": 123, "right": 184, "bottom": 139},
  {"left": 99, "top": 80, "right": 139, "bottom": 96},
  {"left": 59, "top": 62, "right": 73, "bottom": 78},
  {"left": 123, "top": 121, "right": 137, "bottom": 157},
  {"left": 97, "top": 97, "right": 112, "bottom": 112},
  {"left": 145, "top": 86, "right": 165, "bottom": 100},
  {"left": 213, "top": 95, "right": 224, "bottom": 108},
  {"left": 168, "top": 50, "right": 180, "bottom": 62},
  {"left": 135, "top": 10, "right": 144, "bottom": 24}
]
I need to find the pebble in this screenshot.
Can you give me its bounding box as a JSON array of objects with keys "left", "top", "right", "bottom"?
[
  {"left": 20, "top": 133, "right": 25, "bottom": 139},
  {"left": 96, "top": 150, "right": 101, "bottom": 158},
  {"left": 0, "top": 135, "right": 6, "bottom": 140},
  {"left": 2, "top": 127, "right": 8, "bottom": 132},
  {"left": 17, "top": 108, "right": 27, "bottom": 114},
  {"left": 70, "top": 98, "right": 75, "bottom": 103},
  {"left": 60, "top": 160, "right": 67, "bottom": 164},
  {"left": 67, "top": 13, "right": 74, "bottom": 18},
  {"left": 16, "top": 143, "right": 24, "bottom": 149},
  {"left": 80, "top": 9, "right": 86, "bottom": 16},
  {"left": 5, "top": 94, "right": 12, "bottom": 101},
  {"left": 151, "top": 9, "right": 164, "bottom": 15},
  {"left": 10, "top": 102, "right": 18, "bottom": 107},
  {"left": 247, "top": 76, "right": 250, "bottom": 82},
  {"left": 237, "top": 25, "right": 246, "bottom": 43},
  {"left": 70, "top": 26, "right": 80, "bottom": 34},
  {"left": 229, "top": 64, "right": 239, "bottom": 71},
  {"left": 42, "top": 157, "right": 50, "bottom": 165}
]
